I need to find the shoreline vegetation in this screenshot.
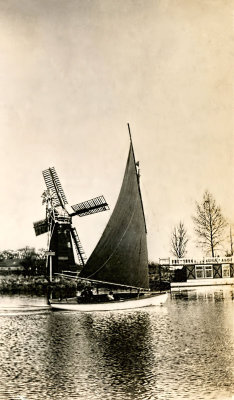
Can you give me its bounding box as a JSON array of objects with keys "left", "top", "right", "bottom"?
[
  {"left": 0, "top": 250, "right": 171, "bottom": 296},
  {"left": 0, "top": 256, "right": 171, "bottom": 296},
  {"left": 0, "top": 275, "right": 77, "bottom": 298},
  {"left": 0, "top": 268, "right": 170, "bottom": 297}
]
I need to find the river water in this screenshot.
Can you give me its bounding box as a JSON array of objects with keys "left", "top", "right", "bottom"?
[{"left": 0, "top": 286, "right": 233, "bottom": 400}]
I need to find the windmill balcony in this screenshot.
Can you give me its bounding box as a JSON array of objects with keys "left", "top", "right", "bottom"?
[{"left": 56, "top": 216, "right": 71, "bottom": 224}]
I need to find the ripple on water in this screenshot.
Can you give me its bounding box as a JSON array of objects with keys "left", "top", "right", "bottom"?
[{"left": 0, "top": 287, "right": 233, "bottom": 400}]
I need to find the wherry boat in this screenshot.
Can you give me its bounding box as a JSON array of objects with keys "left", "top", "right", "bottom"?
[{"left": 48, "top": 124, "right": 168, "bottom": 311}]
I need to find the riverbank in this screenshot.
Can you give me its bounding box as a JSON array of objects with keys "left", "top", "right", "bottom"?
[
  {"left": 0, "top": 275, "right": 77, "bottom": 297},
  {"left": 0, "top": 274, "right": 170, "bottom": 297}
]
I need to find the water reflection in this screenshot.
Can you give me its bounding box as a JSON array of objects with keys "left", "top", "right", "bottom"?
[
  {"left": 168, "top": 286, "right": 234, "bottom": 400},
  {"left": 44, "top": 309, "right": 167, "bottom": 400},
  {"left": 79, "top": 312, "right": 154, "bottom": 397},
  {"left": 171, "top": 286, "right": 234, "bottom": 303},
  {"left": 0, "top": 287, "right": 233, "bottom": 400}
]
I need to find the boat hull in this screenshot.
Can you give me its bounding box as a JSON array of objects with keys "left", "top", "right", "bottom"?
[{"left": 50, "top": 292, "right": 168, "bottom": 312}]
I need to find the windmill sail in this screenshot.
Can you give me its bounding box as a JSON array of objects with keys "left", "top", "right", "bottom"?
[
  {"left": 33, "top": 219, "right": 49, "bottom": 236},
  {"left": 79, "top": 142, "right": 149, "bottom": 289},
  {"left": 42, "top": 167, "right": 68, "bottom": 208},
  {"left": 71, "top": 196, "right": 109, "bottom": 217}
]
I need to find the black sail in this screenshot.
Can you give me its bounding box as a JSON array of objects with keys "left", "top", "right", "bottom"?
[{"left": 79, "top": 142, "right": 149, "bottom": 289}]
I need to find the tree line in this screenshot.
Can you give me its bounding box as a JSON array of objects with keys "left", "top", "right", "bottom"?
[
  {"left": 0, "top": 247, "right": 47, "bottom": 276},
  {"left": 19, "top": 247, "right": 47, "bottom": 276},
  {"left": 171, "top": 190, "right": 231, "bottom": 258}
]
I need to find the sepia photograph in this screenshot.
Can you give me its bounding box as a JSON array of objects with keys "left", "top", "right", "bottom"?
[{"left": 0, "top": 1, "right": 233, "bottom": 399}]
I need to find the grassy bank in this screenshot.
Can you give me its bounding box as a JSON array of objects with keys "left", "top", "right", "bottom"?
[
  {"left": 0, "top": 272, "right": 170, "bottom": 297},
  {"left": 0, "top": 275, "right": 77, "bottom": 297}
]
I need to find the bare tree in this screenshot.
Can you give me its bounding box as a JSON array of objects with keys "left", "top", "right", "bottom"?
[
  {"left": 171, "top": 221, "right": 189, "bottom": 258},
  {"left": 225, "top": 225, "right": 233, "bottom": 257},
  {"left": 229, "top": 225, "right": 233, "bottom": 256},
  {"left": 192, "top": 191, "right": 227, "bottom": 257}
]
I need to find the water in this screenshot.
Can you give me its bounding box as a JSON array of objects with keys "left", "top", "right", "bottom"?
[{"left": 0, "top": 286, "right": 233, "bottom": 400}]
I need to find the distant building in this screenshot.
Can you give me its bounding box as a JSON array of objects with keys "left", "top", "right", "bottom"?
[
  {"left": 0, "top": 258, "right": 24, "bottom": 274},
  {"left": 0, "top": 249, "right": 34, "bottom": 260},
  {"left": 159, "top": 256, "right": 234, "bottom": 288}
]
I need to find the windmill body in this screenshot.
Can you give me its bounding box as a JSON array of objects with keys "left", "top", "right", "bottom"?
[{"left": 33, "top": 167, "right": 109, "bottom": 274}]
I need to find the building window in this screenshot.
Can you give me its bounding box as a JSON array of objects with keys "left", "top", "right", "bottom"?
[
  {"left": 222, "top": 264, "right": 230, "bottom": 278},
  {"left": 195, "top": 265, "right": 204, "bottom": 279},
  {"left": 204, "top": 265, "right": 213, "bottom": 278},
  {"left": 195, "top": 265, "right": 213, "bottom": 279}
]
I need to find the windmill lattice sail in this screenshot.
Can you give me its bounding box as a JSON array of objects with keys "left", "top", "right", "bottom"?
[
  {"left": 42, "top": 167, "right": 68, "bottom": 208},
  {"left": 33, "top": 219, "right": 49, "bottom": 236},
  {"left": 71, "top": 196, "right": 109, "bottom": 217}
]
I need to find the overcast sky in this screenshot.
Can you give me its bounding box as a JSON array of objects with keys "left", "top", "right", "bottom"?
[{"left": 0, "top": 0, "right": 233, "bottom": 261}]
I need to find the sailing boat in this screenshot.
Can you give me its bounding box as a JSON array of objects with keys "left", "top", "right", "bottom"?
[{"left": 50, "top": 125, "right": 168, "bottom": 311}]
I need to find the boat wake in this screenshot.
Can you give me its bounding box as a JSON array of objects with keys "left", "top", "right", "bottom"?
[{"left": 0, "top": 305, "right": 51, "bottom": 316}]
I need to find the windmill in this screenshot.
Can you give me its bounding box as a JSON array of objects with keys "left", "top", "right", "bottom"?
[{"left": 33, "top": 167, "right": 109, "bottom": 274}]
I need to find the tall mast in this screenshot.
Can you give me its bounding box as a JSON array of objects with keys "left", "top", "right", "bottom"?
[{"left": 127, "top": 122, "right": 132, "bottom": 143}]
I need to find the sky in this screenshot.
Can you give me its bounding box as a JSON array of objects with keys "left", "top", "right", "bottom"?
[{"left": 0, "top": 0, "right": 233, "bottom": 261}]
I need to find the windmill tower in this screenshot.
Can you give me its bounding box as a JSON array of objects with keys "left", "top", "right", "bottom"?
[{"left": 33, "top": 167, "right": 109, "bottom": 274}]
